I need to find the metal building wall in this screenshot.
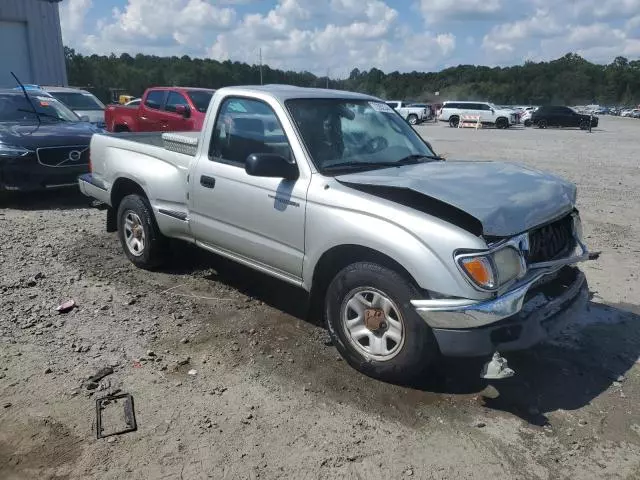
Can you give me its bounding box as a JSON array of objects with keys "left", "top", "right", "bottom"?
[{"left": 0, "top": 0, "right": 67, "bottom": 87}]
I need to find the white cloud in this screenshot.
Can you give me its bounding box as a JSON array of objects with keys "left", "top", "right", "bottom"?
[
  {"left": 207, "top": 0, "right": 454, "bottom": 73},
  {"left": 482, "top": 1, "right": 640, "bottom": 63},
  {"left": 81, "top": 0, "right": 236, "bottom": 52},
  {"left": 60, "top": 0, "right": 640, "bottom": 74},
  {"left": 418, "top": 0, "right": 503, "bottom": 23},
  {"left": 59, "top": 0, "right": 92, "bottom": 45}
]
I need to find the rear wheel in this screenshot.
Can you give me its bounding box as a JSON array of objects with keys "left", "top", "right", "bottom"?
[
  {"left": 538, "top": 119, "right": 548, "bottom": 129},
  {"left": 325, "top": 262, "right": 438, "bottom": 382},
  {"left": 449, "top": 116, "right": 459, "bottom": 128},
  {"left": 117, "top": 194, "right": 166, "bottom": 269}
]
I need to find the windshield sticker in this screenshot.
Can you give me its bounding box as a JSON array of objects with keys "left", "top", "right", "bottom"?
[{"left": 369, "top": 102, "right": 394, "bottom": 113}]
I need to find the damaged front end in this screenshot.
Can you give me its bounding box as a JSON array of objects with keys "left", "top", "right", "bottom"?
[{"left": 411, "top": 212, "right": 596, "bottom": 358}]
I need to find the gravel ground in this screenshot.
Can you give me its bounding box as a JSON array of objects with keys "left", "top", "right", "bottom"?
[{"left": 1, "top": 116, "right": 639, "bottom": 480}]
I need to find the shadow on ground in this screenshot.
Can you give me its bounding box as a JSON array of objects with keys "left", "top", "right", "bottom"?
[
  {"left": 0, "top": 189, "right": 93, "bottom": 211},
  {"left": 480, "top": 301, "right": 640, "bottom": 425}
]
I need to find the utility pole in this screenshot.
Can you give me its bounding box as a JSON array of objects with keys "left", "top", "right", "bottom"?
[{"left": 259, "top": 48, "right": 263, "bottom": 85}]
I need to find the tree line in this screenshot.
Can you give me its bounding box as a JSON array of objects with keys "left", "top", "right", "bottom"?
[{"left": 65, "top": 47, "right": 640, "bottom": 106}]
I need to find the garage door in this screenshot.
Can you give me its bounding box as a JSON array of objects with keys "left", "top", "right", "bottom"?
[{"left": 0, "top": 20, "right": 33, "bottom": 87}]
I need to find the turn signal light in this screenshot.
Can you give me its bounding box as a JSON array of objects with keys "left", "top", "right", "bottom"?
[{"left": 459, "top": 256, "right": 496, "bottom": 289}]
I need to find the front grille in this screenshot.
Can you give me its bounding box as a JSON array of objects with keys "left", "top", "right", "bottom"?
[
  {"left": 36, "top": 146, "right": 90, "bottom": 168},
  {"left": 527, "top": 215, "right": 574, "bottom": 263}
]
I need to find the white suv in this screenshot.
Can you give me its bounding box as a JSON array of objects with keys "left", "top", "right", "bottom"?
[{"left": 438, "top": 101, "right": 517, "bottom": 129}]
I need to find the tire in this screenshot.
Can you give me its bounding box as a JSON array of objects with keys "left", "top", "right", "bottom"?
[
  {"left": 538, "top": 119, "right": 548, "bottom": 129},
  {"left": 325, "top": 262, "right": 439, "bottom": 383},
  {"left": 449, "top": 116, "right": 459, "bottom": 128},
  {"left": 407, "top": 114, "right": 418, "bottom": 125},
  {"left": 114, "top": 125, "right": 130, "bottom": 133},
  {"left": 524, "top": 119, "right": 532, "bottom": 127},
  {"left": 579, "top": 120, "right": 589, "bottom": 130},
  {"left": 495, "top": 117, "right": 508, "bottom": 129},
  {"left": 117, "top": 194, "right": 166, "bottom": 269}
]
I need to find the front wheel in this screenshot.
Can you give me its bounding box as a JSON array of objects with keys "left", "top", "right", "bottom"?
[
  {"left": 538, "top": 119, "right": 548, "bottom": 129},
  {"left": 579, "top": 120, "right": 589, "bottom": 130},
  {"left": 117, "top": 194, "right": 166, "bottom": 269},
  {"left": 449, "top": 116, "right": 459, "bottom": 128},
  {"left": 407, "top": 114, "right": 418, "bottom": 125},
  {"left": 325, "top": 262, "right": 438, "bottom": 382},
  {"left": 495, "top": 118, "right": 508, "bottom": 129}
]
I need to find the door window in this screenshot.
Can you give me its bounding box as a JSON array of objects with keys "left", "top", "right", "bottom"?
[
  {"left": 209, "top": 97, "right": 291, "bottom": 167},
  {"left": 144, "top": 90, "right": 165, "bottom": 110},
  {"left": 165, "top": 92, "right": 188, "bottom": 113}
]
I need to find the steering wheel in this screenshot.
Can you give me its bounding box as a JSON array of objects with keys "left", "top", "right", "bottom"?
[{"left": 362, "top": 136, "right": 389, "bottom": 154}]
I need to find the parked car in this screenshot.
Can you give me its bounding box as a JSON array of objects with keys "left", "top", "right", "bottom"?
[
  {"left": 42, "top": 86, "right": 106, "bottom": 129},
  {"left": 521, "top": 107, "right": 539, "bottom": 127},
  {"left": 385, "top": 100, "right": 430, "bottom": 125},
  {"left": 531, "top": 106, "right": 599, "bottom": 129},
  {"left": 104, "top": 87, "right": 215, "bottom": 133},
  {"left": 79, "top": 85, "right": 593, "bottom": 381},
  {"left": 0, "top": 88, "right": 101, "bottom": 192},
  {"left": 407, "top": 103, "right": 435, "bottom": 120},
  {"left": 438, "top": 101, "right": 517, "bottom": 128}
]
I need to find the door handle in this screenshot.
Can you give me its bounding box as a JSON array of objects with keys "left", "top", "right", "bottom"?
[{"left": 200, "top": 175, "right": 216, "bottom": 189}]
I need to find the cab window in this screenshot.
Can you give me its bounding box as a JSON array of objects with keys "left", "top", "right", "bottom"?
[{"left": 209, "top": 97, "right": 292, "bottom": 167}]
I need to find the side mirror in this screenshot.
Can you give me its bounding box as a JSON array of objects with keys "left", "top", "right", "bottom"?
[
  {"left": 245, "top": 153, "right": 298, "bottom": 180},
  {"left": 490, "top": 108, "right": 495, "bottom": 114},
  {"left": 175, "top": 104, "right": 190, "bottom": 118},
  {"left": 79, "top": 115, "right": 90, "bottom": 122}
]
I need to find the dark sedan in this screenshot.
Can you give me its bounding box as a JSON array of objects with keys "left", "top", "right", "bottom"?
[
  {"left": 0, "top": 89, "right": 102, "bottom": 192},
  {"left": 531, "top": 106, "right": 599, "bottom": 129}
]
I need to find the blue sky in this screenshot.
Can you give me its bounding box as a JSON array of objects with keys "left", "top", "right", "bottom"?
[{"left": 60, "top": 0, "right": 640, "bottom": 76}]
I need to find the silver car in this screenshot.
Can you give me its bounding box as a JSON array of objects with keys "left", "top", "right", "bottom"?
[
  {"left": 42, "top": 86, "right": 106, "bottom": 128},
  {"left": 79, "top": 85, "right": 594, "bottom": 382}
]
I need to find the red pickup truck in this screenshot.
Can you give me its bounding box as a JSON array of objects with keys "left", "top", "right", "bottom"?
[{"left": 105, "top": 87, "right": 215, "bottom": 133}]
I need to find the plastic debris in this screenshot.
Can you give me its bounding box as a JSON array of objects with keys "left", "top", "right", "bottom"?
[
  {"left": 56, "top": 299, "right": 76, "bottom": 314},
  {"left": 480, "top": 352, "right": 515, "bottom": 379}
]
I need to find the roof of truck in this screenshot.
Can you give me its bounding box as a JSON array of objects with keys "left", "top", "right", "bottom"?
[{"left": 216, "top": 84, "right": 379, "bottom": 102}]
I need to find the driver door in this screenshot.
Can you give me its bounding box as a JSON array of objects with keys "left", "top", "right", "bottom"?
[{"left": 189, "top": 97, "right": 309, "bottom": 283}]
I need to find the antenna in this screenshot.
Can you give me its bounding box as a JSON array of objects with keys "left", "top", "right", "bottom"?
[{"left": 259, "top": 48, "right": 263, "bottom": 85}]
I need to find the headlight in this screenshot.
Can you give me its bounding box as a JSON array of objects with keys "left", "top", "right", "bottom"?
[
  {"left": 492, "top": 247, "right": 524, "bottom": 285},
  {"left": 0, "top": 144, "right": 32, "bottom": 157},
  {"left": 457, "top": 246, "right": 524, "bottom": 291}
]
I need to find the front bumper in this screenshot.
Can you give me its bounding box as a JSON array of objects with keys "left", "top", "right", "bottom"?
[
  {"left": 0, "top": 153, "right": 88, "bottom": 192},
  {"left": 412, "top": 241, "right": 593, "bottom": 357}
]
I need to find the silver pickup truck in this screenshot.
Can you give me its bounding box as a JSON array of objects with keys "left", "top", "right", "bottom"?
[{"left": 79, "top": 85, "right": 593, "bottom": 382}]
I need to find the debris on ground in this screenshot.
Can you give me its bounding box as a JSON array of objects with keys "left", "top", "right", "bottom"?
[{"left": 56, "top": 299, "right": 76, "bottom": 314}]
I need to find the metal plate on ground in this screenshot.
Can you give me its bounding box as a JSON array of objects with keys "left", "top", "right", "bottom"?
[{"left": 96, "top": 393, "right": 137, "bottom": 439}]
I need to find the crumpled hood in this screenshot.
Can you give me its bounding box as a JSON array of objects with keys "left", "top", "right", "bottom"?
[{"left": 336, "top": 160, "right": 577, "bottom": 237}]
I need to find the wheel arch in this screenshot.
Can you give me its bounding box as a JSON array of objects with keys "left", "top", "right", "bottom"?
[
  {"left": 107, "top": 177, "right": 149, "bottom": 232},
  {"left": 307, "top": 244, "right": 422, "bottom": 323}
]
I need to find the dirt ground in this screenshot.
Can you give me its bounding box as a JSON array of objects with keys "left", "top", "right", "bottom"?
[{"left": 1, "top": 116, "right": 639, "bottom": 480}]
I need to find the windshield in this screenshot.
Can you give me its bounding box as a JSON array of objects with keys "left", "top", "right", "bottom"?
[
  {"left": 186, "top": 90, "right": 214, "bottom": 113},
  {"left": 286, "top": 99, "right": 438, "bottom": 173},
  {"left": 48, "top": 91, "right": 105, "bottom": 110},
  {"left": 0, "top": 93, "right": 80, "bottom": 122}
]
